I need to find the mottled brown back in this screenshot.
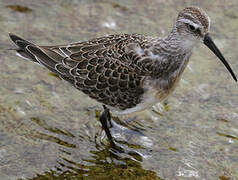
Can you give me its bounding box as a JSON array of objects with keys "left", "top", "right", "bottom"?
[{"left": 10, "top": 33, "right": 157, "bottom": 110}]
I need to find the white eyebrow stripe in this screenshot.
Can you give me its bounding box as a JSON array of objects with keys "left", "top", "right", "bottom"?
[{"left": 179, "top": 19, "right": 200, "bottom": 29}]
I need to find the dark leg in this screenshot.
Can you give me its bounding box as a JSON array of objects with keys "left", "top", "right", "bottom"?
[{"left": 99, "top": 105, "right": 116, "bottom": 147}]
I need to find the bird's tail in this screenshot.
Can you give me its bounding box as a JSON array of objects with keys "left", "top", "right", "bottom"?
[
  {"left": 9, "top": 33, "right": 64, "bottom": 74},
  {"left": 9, "top": 33, "right": 39, "bottom": 63}
]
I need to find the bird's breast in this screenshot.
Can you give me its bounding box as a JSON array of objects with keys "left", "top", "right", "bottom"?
[{"left": 142, "top": 52, "right": 192, "bottom": 106}]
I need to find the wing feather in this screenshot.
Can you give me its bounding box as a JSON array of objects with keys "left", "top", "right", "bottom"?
[{"left": 9, "top": 33, "right": 156, "bottom": 110}]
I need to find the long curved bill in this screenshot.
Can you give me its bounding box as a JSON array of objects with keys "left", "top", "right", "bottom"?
[{"left": 203, "top": 33, "right": 237, "bottom": 82}]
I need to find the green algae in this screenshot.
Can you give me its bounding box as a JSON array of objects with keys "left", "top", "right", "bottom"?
[
  {"left": 6, "top": 5, "right": 32, "bottom": 13},
  {"left": 217, "top": 132, "right": 238, "bottom": 141}
]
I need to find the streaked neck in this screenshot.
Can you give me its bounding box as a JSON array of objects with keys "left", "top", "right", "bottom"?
[{"left": 163, "top": 26, "right": 196, "bottom": 53}]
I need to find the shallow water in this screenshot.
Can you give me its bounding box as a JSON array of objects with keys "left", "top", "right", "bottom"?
[{"left": 0, "top": 0, "right": 238, "bottom": 179}]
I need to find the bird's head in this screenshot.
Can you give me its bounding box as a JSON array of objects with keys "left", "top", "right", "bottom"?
[
  {"left": 175, "top": 6, "right": 237, "bottom": 82},
  {"left": 176, "top": 7, "right": 210, "bottom": 42}
]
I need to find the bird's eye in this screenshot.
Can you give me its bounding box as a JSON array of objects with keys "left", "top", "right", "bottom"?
[{"left": 188, "top": 24, "right": 196, "bottom": 31}]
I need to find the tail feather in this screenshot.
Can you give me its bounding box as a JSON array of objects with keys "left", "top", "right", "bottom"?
[
  {"left": 9, "top": 33, "right": 64, "bottom": 73},
  {"left": 9, "top": 33, "right": 39, "bottom": 63},
  {"left": 27, "top": 46, "right": 59, "bottom": 68},
  {"left": 9, "top": 33, "right": 75, "bottom": 83},
  {"left": 9, "top": 33, "right": 33, "bottom": 48}
]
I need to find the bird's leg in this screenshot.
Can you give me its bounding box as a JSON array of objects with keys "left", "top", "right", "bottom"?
[{"left": 99, "top": 105, "right": 116, "bottom": 147}]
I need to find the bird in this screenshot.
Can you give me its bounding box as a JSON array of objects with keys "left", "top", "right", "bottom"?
[{"left": 9, "top": 6, "right": 237, "bottom": 147}]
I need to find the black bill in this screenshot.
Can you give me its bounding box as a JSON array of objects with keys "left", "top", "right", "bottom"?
[{"left": 203, "top": 33, "right": 237, "bottom": 82}]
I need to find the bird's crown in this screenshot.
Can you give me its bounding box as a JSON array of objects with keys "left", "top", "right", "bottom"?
[{"left": 177, "top": 7, "right": 210, "bottom": 33}]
